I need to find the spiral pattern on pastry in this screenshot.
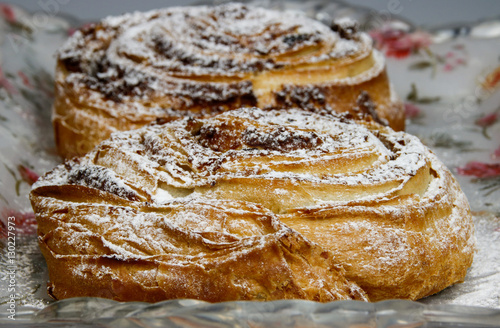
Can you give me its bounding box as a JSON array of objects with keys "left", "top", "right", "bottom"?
[
  {"left": 53, "top": 3, "right": 404, "bottom": 158},
  {"left": 32, "top": 107, "right": 474, "bottom": 302}
]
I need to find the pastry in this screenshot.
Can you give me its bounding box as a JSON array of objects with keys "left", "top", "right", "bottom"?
[
  {"left": 32, "top": 197, "right": 366, "bottom": 302},
  {"left": 31, "top": 107, "right": 474, "bottom": 302},
  {"left": 53, "top": 3, "right": 404, "bottom": 158}
]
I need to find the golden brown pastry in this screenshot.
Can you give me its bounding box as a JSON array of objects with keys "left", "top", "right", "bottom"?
[
  {"left": 32, "top": 107, "right": 474, "bottom": 302},
  {"left": 53, "top": 3, "right": 404, "bottom": 158},
  {"left": 32, "top": 197, "right": 366, "bottom": 302}
]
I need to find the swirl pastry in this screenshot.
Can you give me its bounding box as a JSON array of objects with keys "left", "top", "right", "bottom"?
[
  {"left": 32, "top": 107, "right": 474, "bottom": 302},
  {"left": 53, "top": 3, "right": 404, "bottom": 158}
]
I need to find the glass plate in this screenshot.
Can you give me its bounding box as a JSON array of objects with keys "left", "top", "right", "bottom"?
[{"left": 0, "top": 1, "right": 499, "bottom": 326}]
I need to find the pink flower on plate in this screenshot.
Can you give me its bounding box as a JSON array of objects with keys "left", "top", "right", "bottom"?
[
  {"left": 18, "top": 165, "right": 39, "bottom": 185},
  {"left": 457, "top": 161, "right": 500, "bottom": 178},
  {"left": 17, "top": 71, "right": 32, "bottom": 88},
  {"left": 0, "top": 66, "right": 17, "bottom": 94},
  {"left": 443, "top": 63, "right": 454, "bottom": 72},
  {"left": 0, "top": 208, "right": 37, "bottom": 237},
  {"left": 404, "top": 102, "right": 421, "bottom": 119},
  {"left": 370, "top": 28, "right": 432, "bottom": 59},
  {"left": 0, "top": 3, "right": 15, "bottom": 23},
  {"left": 493, "top": 146, "right": 500, "bottom": 159},
  {"left": 475, "top": 113, "right": 498, "bottom": 127}
]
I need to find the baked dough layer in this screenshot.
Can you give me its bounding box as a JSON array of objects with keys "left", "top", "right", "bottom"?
[
  {"left": 32, "top": 108, "right": 474, "bottom": 302},
  {"left": 53, "top": 3, "right": 404, "bottom": 158}
]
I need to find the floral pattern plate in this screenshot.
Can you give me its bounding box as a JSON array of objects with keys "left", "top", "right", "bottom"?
[{"left": 0, "top": 1, "right": 500, "bottom": 327}]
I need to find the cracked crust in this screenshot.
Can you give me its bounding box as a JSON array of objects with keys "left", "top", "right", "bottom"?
[{"left": 53, "top": 3, "right": 404, "bottom": 158}]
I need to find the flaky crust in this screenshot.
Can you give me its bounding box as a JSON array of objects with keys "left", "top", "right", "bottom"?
[
  {"left": 53, "top": 3, "right": 404, "bottom": 158},
  {"left": 32, "top": 108, "right": 474, "bottom": 302},
  {"left": 33, "top": 197, "right": 365, "bottom": 302}
]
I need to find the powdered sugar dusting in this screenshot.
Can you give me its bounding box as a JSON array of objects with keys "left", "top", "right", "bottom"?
[
  {"left": 37, "top": 108, "right": 449, "bottom": 208},
  {"left": 56, "top": 3, "right": 371, "bottom": 107},
  {"left": 36, "top": 107, "right": 469, "bottom": 237},
  {"left": 32, "top": 108, "right": 474, "bottom": 301}
]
